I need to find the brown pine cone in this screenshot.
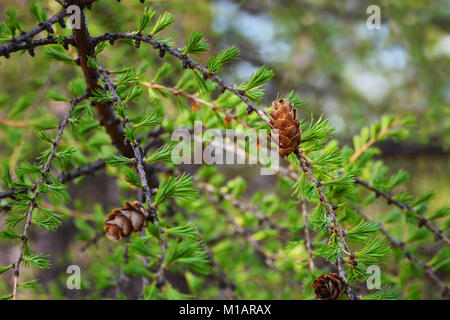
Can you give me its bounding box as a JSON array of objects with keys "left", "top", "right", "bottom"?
[
  {"left": 103, "top": 201, "right": 148, "bottom": 241},
  {"left": 269, "top": 99, "right": 301, "bottom": 155},
  {"left": 312, "top": 272, "right": 347, "bottom": 300}
]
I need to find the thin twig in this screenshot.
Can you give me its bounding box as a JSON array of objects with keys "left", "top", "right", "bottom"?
[
  {"left": 141, "top": 82, "right": 251, "bottom": 129},
  {"left": 116, "top": 238, "right": 130, "bottom": 298},
  {"left": 0, "top": 160, "right": 105, "bottom": 200},
  {"left": 356, "top": 209, "right": 448, "bottom": 297},
  {"left": 301, "top": 199, "right": 315, "bottom": 273},
  {"left": 0, "top": 9, "right": 71, "bottom": 58},
  {"left": 0, "top": 127, "right": 166, "bottom": 200},
  {"left": 201, "top": 133, "right": 449, "bottom": 248},
  {"left": 11, "top": 92, "right": 89, "bottom": 299},
  {"left": 0, "top": 36, "right": 73, "bottom": 57},
  {"left": 355, "top": 177, "right": 449, "bottom": 246},
  {"left": 154, "top": 238, "right": 167, "bottom": 288},
  {"left": 197, "top": 129, "right": 448, "bottom": 289},
  {"left": 294, "top": 149, "right": 357, "bottom": 299},
  {"left": 90, "top": 32, "right": 272, "bottom": 124},
  {"left": 95, "top": 61, "right": 157, "bottom": 218},
  {"left": 0, "top": 119, "right": 30, "bottom": 128},
  {"left": 349, "top": 119, "right": 400, "bottom": 163},
  {"left": 199, "top": 186, "right": 303, "bottom": 291},
  {"left": 95, "top": 60, "right": 169, "bottom": 288}
]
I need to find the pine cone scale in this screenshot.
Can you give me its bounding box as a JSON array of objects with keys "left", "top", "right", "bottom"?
[
  {"left": 121, "top": 209, "right": 145, "bottom": 231},
  {"left": 281, "top": 125, "right": 299, "bottom": 137}
]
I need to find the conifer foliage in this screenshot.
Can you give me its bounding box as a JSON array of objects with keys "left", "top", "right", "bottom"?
[{"left": 0, "top": 1, "right": 448, "bottom": 300}]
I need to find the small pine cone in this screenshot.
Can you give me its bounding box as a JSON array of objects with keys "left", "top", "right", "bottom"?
[
  {"left": 269, "top": 99, "right": 301, "bottom": 155},
  {"left": 103, "top": 201, "right": 148, "bottom": 241},
  {"left": 312, "top": 272, "right": 347, "bottom": 300}
]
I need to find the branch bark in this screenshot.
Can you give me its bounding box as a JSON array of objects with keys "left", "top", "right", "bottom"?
[
  {"left": 355, "top": 177, "right": 449, "bottom": 246},
  {"left": 11, "top": 92, "right": 89, "bottom": 299},
  {"left": 356, "top": 209, "right": 448, "bottom": 297},
  {"left": 71, "top": 9, "right": 134, "bottom": 158},
  {"left": 301, "top": 199, "right": 315, "bottom": 273},
  {"left": 294, "top": 149, "right": 357, "bottom": 299},
  {"left": 0, "top": 9, "right": 71, "bottom": 58}
]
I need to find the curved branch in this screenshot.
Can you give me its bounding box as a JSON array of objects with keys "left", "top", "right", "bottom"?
[
  {"left": 0, "top": 9, "right": 70, "bottom": 58},
  {"left": 0, "top": 128, "right": 165, "bottom": 201},
  {"left": 95, "top": 60, "right": 170, "bottom": 289},
  {"left": 0, "top": 36, "right": 74, "bottom": 57},
  {"left": 355, "top": 177, "right": 449, "bottom": 246},
  {"left": 357, "top": 209, "right": 448, "bottom": 297},
  {"left": 349, "top": 119, "right": 400, "bottom": 163},
  {"left": 141, "top": 82, "right": 252, "bottom": 130},
  {"left": 301, "top": 199, "right": 315, "bottom": 273},
  {"left": 90, "top": 32, "right": 271, "bottom": 124},
  {"left": 11, "top": 91, "right": 89, "bottom": 299},
  {"left": 71, "top": 10, "right": 134, "bottom": 157},
  {"left": 294, "top": 149, "right": 357, "bottom": 299}
]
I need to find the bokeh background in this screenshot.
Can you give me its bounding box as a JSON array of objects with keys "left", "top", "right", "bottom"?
[{"left": 0, "top": 0, "right": 449, "bottom": 299}]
